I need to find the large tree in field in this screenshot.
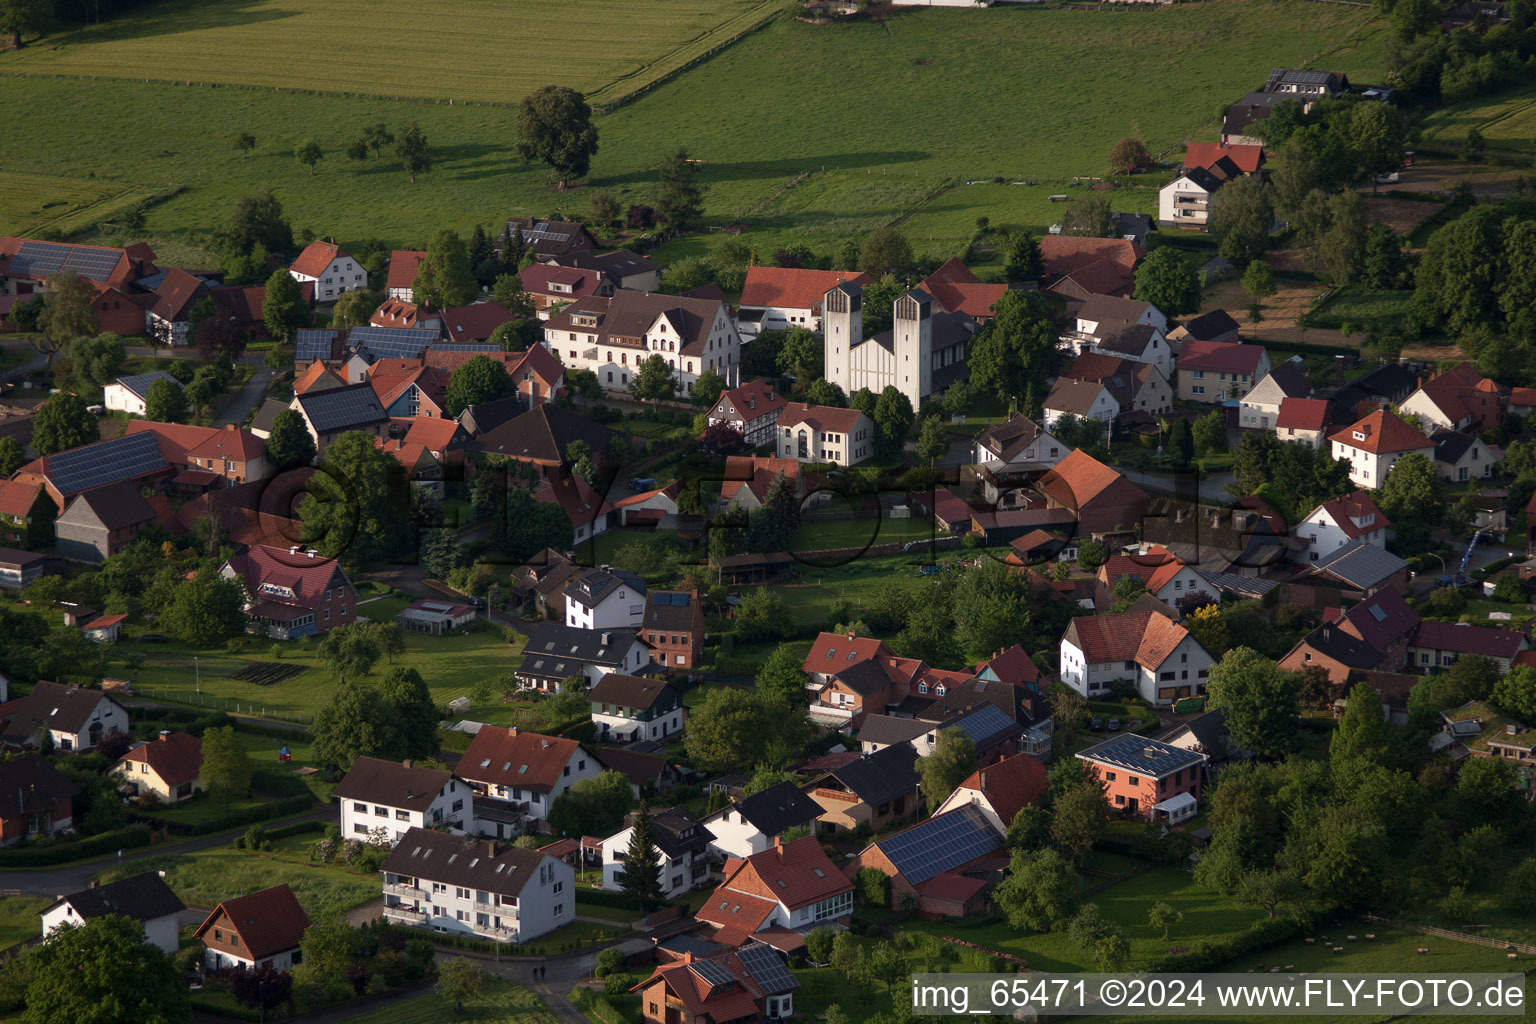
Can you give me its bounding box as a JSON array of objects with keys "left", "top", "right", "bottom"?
[
  {"left": 413, "top": 229, "right": 478, "bottom": 311},
  {"left": 658, "top": 148, "right": 706, "bottom": 232},
  {"left": 267, "top": 408, "right": 316, "bottom": 470},
  {"left": 515, "top": 85, "right": 600, "bottom": 187},
  {"left": 0, "top": 0, "right": 48, "bottom": 50},
  {"left": 395, "top": 122, "right": 432, "bottom": 183},
  {"left": 200, "top": 725, "right": 253, "bottom": 798},
  {"left": 31, "top": 392, "right": 96, "bottom": 455},
  {"left": 298, "top": 431, "right": 410, "bottom": 562},
  {"left": 23, "top": 915, "right": 191, "bottom": 1024},
  {"left": 994, "top": 846, "right": 1073, "bottom": 932},
  {"left": 1206, "top": 647, "right": 1300, "bottom": 758},
  {"left": 860, "top": 226, "right": 913, "bottom": 276},
  {"left": 312, "top": 678, "right": 394, "bottom": 770},
  {"left": 1133, "top": 247, "right": 1200, "bottom": 316},
  {"left": 444, "top": 355, "right": 514, "bottom": 416},
  {"left": 160, "top": 571, "right": 246, "bottom": 646},
  {"left": 225, "top": 188, "right": 294, "bottom": 256},
  {"left": 262, "top": 268, "right": 308, "bottom": 341},
  {"left": 1108, "top": 137, "right": 1151, "bottom": 175},
  {"left": 36, "top": 270, "right": 99, "bottom": 362}
]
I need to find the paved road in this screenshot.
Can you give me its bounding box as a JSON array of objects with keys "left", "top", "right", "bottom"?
[{"left": 216, "top": 366, "right": 274, "bottom": 427}]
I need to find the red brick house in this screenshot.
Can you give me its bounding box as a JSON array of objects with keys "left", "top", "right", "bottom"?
[
  {"left": 220, "top": 544, "right": 358, "bottom": 638},
  {"left": 695, "top": 836, "right": 852, "bottom": 947},
  {"left": 124, "top": 421, "right": 270, "bottom": 488},
  {"left": 1279, "top": 587, "right": 1421, "bottom": 684},
  {"left": 0, "top": 237, "right": 159, "bottom": 335},
  {"left": 644, "top": 590, "right": 704, "bottom": 670},
  {"left": 844, "top": 803, "right": 1005, "bottom": 915},
  {"left": 633, "top": 945, "right": 799, "bottom": 1024},
  {"left": 1076, "top": 735, "right": 1205, "bottom": 823}
]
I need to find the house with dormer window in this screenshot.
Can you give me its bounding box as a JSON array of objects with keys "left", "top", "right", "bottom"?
[
  {"left": 1329, "top": 409, "right": 1435, "bottom": 489},
  {"left": 288, "top": 241, "right": 366, "bottom": 303},
  {"left": 565, "top": 568, "right": 645, "bottom": 630},
  {"left": 708, "top": 380, "right": 789, "bottom": 446},
  {"left": 633, "top": 945, "right": 800, "bottom": 1024},
  {"left": 1298, "top": 491, "right": 1391, "bottom": 562},
  {"left": 333, "top": 757, "right": 470, "bottom": 843},
  {"left": 516, "top": 622, "right": 648, "bottom": 691},
  {"left": 588, "top": 673, "right": 685, "bottom": 743},
  {"left": 220, "top": 543, "right": 357, "bottom": 638},
  {"left": 600, "top": 807, "right": 711, "bottom": 898},
  {"left": 457, "top": 726, "right": 601, "bottom": 825},
  {"left": 695, "top": 836, "right": 853, "bottom": 947}
]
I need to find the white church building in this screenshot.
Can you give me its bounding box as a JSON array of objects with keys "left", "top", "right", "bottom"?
[{"left": 822, "top": 283, "right": 974, "bottom": 412}]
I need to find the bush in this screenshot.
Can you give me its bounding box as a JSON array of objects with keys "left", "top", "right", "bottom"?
[
  {"left": 0, "top": 824, "right": 152, "bottom": 867},
  {"left": 602, "top": 971, "right": 635, "bottom": 996},
  {"left": 596, "top": 947, "right": 627, "bottom": 978},
  {"left": 241, "top": 824, "right": 269, "bottom": 851}
]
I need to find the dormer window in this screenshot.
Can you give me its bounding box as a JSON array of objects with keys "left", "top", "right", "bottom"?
[{"left": 1353, "top": 431, "right": 1365, "bottom": 441}]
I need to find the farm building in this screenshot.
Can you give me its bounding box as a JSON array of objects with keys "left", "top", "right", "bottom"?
[{"left": 395, "top": 598, "right": 477, "bottom": 635}]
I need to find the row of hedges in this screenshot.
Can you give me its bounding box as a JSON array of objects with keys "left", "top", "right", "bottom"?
[
  {"left": 569, "top": 986, "right": 631, "bottom": 1024},
  {"left": 1143, "top": 908, "right": 1331, "bottom": 972},
  {"left": 157, "top": 794, "right": 314, "bottom": 837},
  {"left": 0, "top": 824, "right": 152, "bottom": 867},
  {"left": 265, "top": 819, "right": 325, "bottom": 841},
  {"left": 188, "top": 995, "right": 263, "bottom": 1022},
  {"left": 571, "top": 887, "right": 642, "bottom": 912}
]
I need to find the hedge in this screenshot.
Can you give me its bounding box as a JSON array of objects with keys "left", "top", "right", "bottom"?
[
  {"left": 1142, "top": 907, "right": 1332, "bottom": 972},
  {"left": 570, "top": 987, "right": 630, "bottom": 1024},
  {"left": 143, "top": 794, "right": 315, "bottom": 837},
  {"left": 188, "top": 995, "right": 263, "bottom": 1022},
  {"left": 251, "top": 767, "right": 312, "bottom": 797},
  {"left": 0, "top": 824, "right": 152, "bottom": 867},
  {"left": 265, "top": 819, "right": 325, "bottom": 841},
  {"left": 572, "top": 888, "right": 642, "bottom": 911}
]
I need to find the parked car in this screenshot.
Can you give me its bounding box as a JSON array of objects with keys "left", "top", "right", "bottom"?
[
  {"left": 1107, "top": 718, "right": 1122, "bottom": 733},
  {"left": 1089, "top": 717, "right": 1104, "bottom": 732}
]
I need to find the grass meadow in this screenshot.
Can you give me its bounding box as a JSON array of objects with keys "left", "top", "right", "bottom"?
[
  {"left": 0, "top": 171, "right": 159, "bottom": 238},
  {"left": 1422, "top": 81, "right": 1536, "bottom": 157},
  {"left": 347, "top": 978, "right": 562, "bottom": 1024},
  {"left": 0, "top": 0, "right": 1387, "bottom": 267}
]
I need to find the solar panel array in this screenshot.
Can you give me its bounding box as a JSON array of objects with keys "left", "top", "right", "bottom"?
[
  {"left": 653, "top": 592, "right": 691, "bottom": 607},
  {"left": 46, "top": 431, "right": 167, "bottom": 495},
  {"left": 349, "top": 326, "right": 441, "bottom": 360},
  {"left": 1080, "top": 735, "right": 1202, "bottom": 776},
  {"left": 432, "top": 344, "right": 501, "bottom": 353},
  {"left": 8, "top": 240, "right": 122, "bottom": 283},
  {"left": 523, "top": 221, "right": 574, "bottom": 245},
  {"left": 950, "top": 704, "right": 1015, "bottom": 745},
  {"left": 737, "top": 945, "right": 797, "bottom": 993},
  {"left": 877, "top": 804, "right": 1001, "bottom": 886},
  {"left": 115, "top": 371, "right": 180, "bottom": 398},
  {"left": 689, "top": 958, "right": 737, "bottom": 990},
  {"left": 295, "top": 329, "right": 340, "bottom": 363},
  {"left": 297, "top": 385, "right": 386, "bottom": 433}
]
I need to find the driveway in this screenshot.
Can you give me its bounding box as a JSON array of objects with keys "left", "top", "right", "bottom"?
[{"left": 216, "top": 367, "right": 274, "bottom": 427}]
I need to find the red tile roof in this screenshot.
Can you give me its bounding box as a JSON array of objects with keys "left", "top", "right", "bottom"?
[
  {"left": 921, "top": 258, "right": 1008, "bottom": 318},
  {"left": 123, "top": 420, "right": 263, "bottom": 465},
  {"left": 802, "top": 632, "right": 891, "bottom": 674},
  {"left": 695, "top": 889, "right": 777, "bottom": 937},
  {"left": 459, "top": 725, "right": 587, "bottom": 794},
  {"left": 82, "top": 613, "right": 128, "bottom": 630},
  {"left": 0, "top": 480, "right": 42, "bottom": 519},
  {"left": 386, "top": 250, "right": 426, "bottom": 293},
  {"left": 1178, "top": 339, "right": 1267, "bottom": 374},
  {"left": 195, "top": 884, "right": 310, "bottom": 960},
  {"left": 441, "top": 301, "right": 517, "bottom": 342},
  {"left": 533, "top": 473, "right": 611, "bottom": 528},
  {"left": 1038, "top": 236, "right": 1144, "bottom": 277},
  {"left": 1328, "top": 409, "right": 1432, "bottom": 455},
  {"left": 187, "top": 425, "right": 266, "bottom": 463},
  {"left": 294, "top": 359, "right": 344, "bottom": 394},
  {"left": 117, "top": 731, "right": 202, "bottom": 788},
  {"left": 738, "top": 267, "right": 873, "bottom": 312},
  {"left": 716, "top": 836, "right": 851, "bottom": 910},
  {"left": 519, "top": 263, "right": 603, "bottom": 301},
  {"left": 369, "top": 299, "right": 431, "bottom": 330},
  {"left": 1310, "top": 490, "right": 1391, "bottom": 538},
  {"left": 146, "top": 267, "right": 209, "bottom": 323},
  {"left": 952, "top": 752, "right": 1048, "bottom": 824},
  {"left": 289, "top": 241, "right": 346, "bottom": 280},
  {"left": 777, "top": 402, "right": 866, "bottom": 434},
  {"left": 714, "top": 380, "right": 787, "bottom": 420},
  {"left": 1184, "top": 142, "right": 1264, "bottom": 175},
  {"left": 1276, "top": 396, "right": 1330, "bottom": 431},
  {"left": 916, "top": 871, "right": 988, "bottom": 903},
  {"left": 1064, "top": 610, "right": 1192, "bottom": 669},
  {"left": 1341, "top": 588, "right": 1420, "bottom": 650},
  {"left": 979, "top": 644, "right": 1041, "bottom": 688},
  {"left": 1037, "top": 449, "right": 1137, "bottom": 509},
  {"left": 223, "top": 544, "right": 349, "bottom": 613},
  {"left": 401, "top": 417, "right": 462, "bottom": 451},
  {"left": 1412, "top": 621, "right": 1525, "bottom": 659}
]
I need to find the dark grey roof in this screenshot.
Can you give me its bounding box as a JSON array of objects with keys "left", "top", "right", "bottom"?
[
  {"left": 1432, "top": 430, "right": 1478, "bottom": 465},
  {"left": 833, "top": 659, "right": 893, "bottom": 698},
  {"left": 1254, "top": 359, "right": 1311, "bottom": 399},
  {"left": 1265, "top": 68, "right": 1348, "bottom": 92},
  {"left": 0, "top": 755, "right": 78, "bottom": 816},
  {"left": 1096, "top": 323, "right": 1158, "bottom": 357},
  {"left": 250, "top": 398, "right": 289, "bottom": 435},
  {"left": 1076, "top": 735, "right": 1204, "bottom": 778},
  {"left": 725, "top": 782, "right": 821, "bottom": 836},
  {"left": 587, "top": 673, "right": 679, "bottom": 711},
  {"left": 1177, "top": 309, "right": 1242, "bottom": 343},
  {"left": 113, "top": 372, "right": 180, "bottom": 400},
  {"left": 45, "top": 871, "right": 185, "bottom": 922},
  {"left": 858, "top": 310, "right": 976, "bottom": 355},
  {"left": 1326, "top": 364, "right": 1418, "bottom": 421},
  {"left": 568, "top": 568, "right": 645, "bottom": 609},
  {"left": 1192, "top": 569, "right": 1278, "bottom": 599},
  {"left": 456, "top": 394, "right": 528, "bottom": 437},
  {"left": 2, "top": 683, "right": 125, "bottom": 742},
  {"left": 975, "top": 414, "right": 1045, "bottom": 462},
  {"left": 518, "top": 623, "right": 640, "bottom": 678},
  {"left": 634, "top": 807, "right": 709, "bottom": 860},
  {"left": 1297, "top": 623, "right": 1383, "bottom": 670},
  {"left": 465, "top": 403, "right": 616, "bottom": 463},
  {"left": 383, "top": 826, "right": 555, "bottom": 898},
  {"left": 295, "top": 381, "right": 388, "bottom": 434},
  {"left": 821, "top": 744, "right": 918, "bottom": 806},
  {"left": 61, "top": 483, "right": 156, "bottom": 533},
  {"left": 858, "top": 715, "right": 929, "bottom": 747},
  {"left": 1309, "top": 538, "right": 1408, "bottom": 590},
  {"left": 870, "top": 803, "right": 1002, "bottom": 886},
  {"left": 644, "top": 591, "right": 698, "bottom": 631},
  {"left": 332, "top": 756, "right": 455, "bottom": 812}
]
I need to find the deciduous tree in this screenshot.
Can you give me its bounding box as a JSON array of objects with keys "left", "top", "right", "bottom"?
[
  {"left": 917, "top": 727, "right": 977, "bottom": 808},
  {"left": 262, "top": 268, "right": 308, "bottom": 341},
  {"left": 299, "top": 431, "right": 410, "bottom": 562},
  {"left": 994, "top": 846, "right": 1073, "bottom": 931},
  {"left": 30, "top": 392, "right": 97, "bottom": 455},
  {"left": 1108, "top": 137, "right": 1151, "bottom": 175},
  {"left": 295, "top": 140, "right": 323, "bottom": 176},
  {"left": 860, "top": 226, "right": 913, "bottom": 276},
  {"left": 267, "top": 408, "right": 316, "bottom": 470},
  {"left": 1206, "top": 647, "right": 1300, "bottom": 758},
  {"left": 444, "top": 355, "right": 514, "bottom": 416},
  {"left": 413, "top": 229, "right": 478, "bottom": 311},
  {"left": 1134, "top": 247, "right": 1200, "bottom": 316},
  {"left": 515, "top": 85, "right": 600, "bottom": 187},
  {"left": 22, "top": 915, "right": 190, "bottom": 1024},
  {"left": 395, "top": 122, "right": 432, "bottom": 183},
  {"left": 145, "top": 377, "right": 188, "bottom": 423},
  {"left": 200, "top": 725, "right": 253, "bottom": 798},
  {"left": 1208, "top": 176, "right": 1274, "bottom": 266},
  {"left": 37, "top": 270, "right": 99, "bottom": 360},
  {"left": 160, "top": 571, "right": 246, "bottom": 646}
]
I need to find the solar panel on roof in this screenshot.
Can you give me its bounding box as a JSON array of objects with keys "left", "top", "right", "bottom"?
[
  {"left": 431, "top": 344, "right": 500, "bottom": 353},
  {"left": 877, "top": 806, "right": 1000, "bottom": 886},
  {"left": 690, "top": 959, "right": 737, "bottom": 989},
  {"left": 298, "top": 386, "right": 385, "bottom": 433},
  {"left": 295, "top": 329, "right": 340, "bottom": 362},
  {"left": 349, "top": 326, "right": 440, "bottom": 360},
  {"left": 45, "top": 431, "right": 167, "bottom": 495},
  {"left": 11, "top": 240, "right": 124, "bottom": 284},
  {"left": 952, "top": 705, "right": 1014, "bottom": 743},
  {"left": 737, "top": 945, "right": 797, "bottom": 993},
  {"left": 1080, "top": 736, "right": 1200, "bottom": 776},
  {"left": 115, "top": 371, "right": 180, "bottom": 398}
]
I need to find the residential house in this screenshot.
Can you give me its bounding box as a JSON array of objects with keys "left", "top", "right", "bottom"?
[
  {"left": 441, "top": 301, "right": 519, "bottom": 343},
  {"left": 1054, "top": 351, "right": 1173, "bottom": 423},
  {"left": 220, "top": 544, "right": 357, "bottom": 638},
  {"left": 288, "top": 241, "right": 366, "bottom": 303},
  {"left": 1409, "top": 622, "right": 1527, "bottom": 672},
  {"left": 703, "top": 782, "right": 823, "bottom": 860},
  {"left": 1279, "top": 622, "right": 1388, "bottom": 685},
  {"left": 1153, "top": 707, "right": 1240, "bottom": 767},
  {"left": 382, "top": 827, "right": 573, "bottom": 943},
  {"left": 143, "top": 267, "right": 213, "bottom": 346},
  {"left": 1432, "top": 431, "right": 1494, "bottom": 484},
  {"left": 0, "top": 237, "right": 159, "bottom": 335},
  {"left": 112, "top": 730, "right": 202, "bottom": 804},
  {"left": 1176, "top": 340, "right": 1272, "bottom": 403},
  {"left": 366, "top": 360, "right": 449, "bottom": 419},
  {"left": 707, "top": 380, "right": 789, "bottom": 447},
  {"left": 385, "top": 250, "right": 426, "bottom": 302},
  {"left": 776, "top": 403, "right": 874, "bottom": 467},
  {"left": 1286, "top": 538, "right": 1410, "bottom": 607},
  {"left": 54, "top": 484, "right": 158, "bottom": 564},
  {"left": 501, "top": 218, "right": 597, "bottom": 261},
  {"left": 534, "top": 474, "right": 612, "bottom": 546},
  {"left": 551, "top": 250, "right": 661, "bottom": 293},
  {"left": 1158, "top": 144, "right": 1264, "bottom": 230},
  {"left": 1037, "top": 236, "right": 1145, "bottom": 302},
  {"left": 334, "top": 757, "right": 471, "bottom": 844},
  {"left": 520, "top": 264, "right": 605, "bottom": 317},
  {"left": 515, "top": 623, "right": 649, "bottom": 690},
  {"left": 464, "top": 403, "right": 615, "bottom": 479},
  {"left": 1239, "top": 360, "right": 1311, "bottom": 430},
  {"left": 1168, "top": 309, "right": 1242, "bottom": 346},
  {"left": 457, "top": 726, "right": 601, "bottom": 826},
  {"left": 614, "top": 481, "right": 682, "bottom": 528},
  {"left": 541, "top": 290, "right": 741, "bottom": 395},
  {"left": 1436, "top": 700, "right": 1535, "bottom": 775},
  {"left": 844, "top": 804, "right": 1005, "bottom": 915},
  {"left": 644, "top": 590, "right": 705, "bottom": 669},
  {"left": 13, "top": 430, "right": 171, "bottom": 512},
  {"left": 122, "top": 420, "right": 270, "bottom": 488},
  {"left": 1328, "top": 409, "right": 1435, "bottom": 489},
  {"left": 290, "top": 381, "right": 390, "bottom": 454},
  {"left": 565, "top": 568, "right": 646, "bottom": 630},
  {"left": 1325, "top": 363, "right": 1420, "bottom": 425},
  {"left": 1266, "top": 67, "right": 1352, "bottom": 99},
  {"left": 596, "top": 748, "right": 682, "bottom": 800},
  {"left": 600, "top": 807, "right": 711, "bottom": 898},
  {"left": 1274, "top": 397, "right": 1332, "bottom": 448},
  {"left": 802, "top": 744, "right": 919, "bottom": 836},
  {"left": 195, "top": 884, "right": 310, "bottom": 971},
  {"left": 294, "top": 359, "right": 346, "bottom": 395},
  {"left": 1221, "top": 92, "right": 1291, "bottom": 146},
  {"left": 1096, "top": 545, "right": 1211, "bottom": 612},
  {"left": 695, "top": 836, "right": 853, "bottom": 946},
  {"left": 633, "top": 944, "right": 799, "bottom": 1024},
  {"left": 0, "top": 548, "right": 53, "bottom": 589},
  {"left": 41, "top": 873, "right": 184, "bottom": 954},
  {"left": 822, "top": 284, "right": 975, "bottom": 411},
  {"left": 1298, "top": 491, "right": 1391, "bottom": 562},
  {"left": 1064, "top": 294, "right": 1172, "bottom": 375},
  {"left": 858, "top": 705, "right": 1022, "bottom": 766},
  {"left": 588, "top": 674, "right": 685, "bottom": 744},
  {"left": 1398, "top": 362, "right": 1502, "bottom": 433},
  {"left": 1, "top": 682, "right": 129, "bottom": 753},
  {"left": 104, "top": 372, "right": 181, "bottom": 416},
  {"left": 0, "top": 756, "right": 77, "bottom": 845},
  {"left": 972, "top": 413, "right": 1066, "bottom": 470},
  {"left": 736, "top": 266, "right": 873, "bottom": 334},
  {"left": 1077, "top": 735, "right": 1207, "bottom": 823},
  {"left": 919, "top": 257, "right": 1010, "bottom": 321},
  {"left": 1279, "top": 587, "right": 1421, "bottom": 682},
  {"left": 1035, "top": 449, "right": 1152, "bottom": 537},
  {"left": 720, "top": 456, "right": 800, "bottom": 512},
  {"left": 1042, "top": 379, "right": 1118, "bottom": 430},
  {"left": 930, "top": 752, "right": 1050, "bottom": 835},
  {"left": 1059, "top": 609, "right": 1214, "bottom": 705},
  {"left": 0, "top": 483, "right": 51, "bottom": 549},
  {"left": 456, "top": 395, "right": 528, "bottom": 438}
]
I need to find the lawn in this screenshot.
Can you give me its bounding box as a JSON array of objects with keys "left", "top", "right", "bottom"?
[
  {"left": 904, "top": 867, "right": 1266, "bottom": 971},
  {"left": 1422, "top": 80, "right": 1536, "bottom": 157},
  {"left": 346, "top": 978, "right": 561, "bottom": 1024},
  {"left": 790, "top": 513, "right": 946, "bottom": 555},
  {"left": 0, "top": 0, "right": 1386, "bottom": 267},
  {"left": 93, "top": 835, "right": 380, "bottom": 920},
  {"left": 108, "top": 623, "right": 523, "bottom": 723},
  {"left": 1308, "top": 286, "right": 1414, "bottom": 331},
  {"left": 0, "top": 171, "right": 160, "bottom": 239},
  {"left": 0, "top": 897, "right": 48, "bottom": 950}
]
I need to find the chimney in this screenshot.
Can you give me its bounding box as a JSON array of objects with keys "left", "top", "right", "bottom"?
[
  {"left": 402, "top": 759, "right": 412, "bottom": 769},
  {"left": 1507, "top": 723, "right": 1519, "bottom": 736},
  {"left": 289, "top": 545, "right": 301, "bottom": 555},
  {"left": 847, "top": 630, "right": 855, "bottom": 640},
  {"left": 601, "top": 632, "right": 612, "bottom": 646},
  {"left": 306, "top": 549, "right": 318, "bottom": 559},
  {"left": 159, "top": 730, "right": 169, "bottom": 740},
  {"left": 225, "top": 423, "right": 237, "bottom": 432},
  {"left": 510, "top": 727, "right": 518, "bottom": 736}
]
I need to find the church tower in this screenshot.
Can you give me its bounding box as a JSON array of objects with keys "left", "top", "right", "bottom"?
[
  {"left": 893, "top": 288, "right": 933, "bottom": 411},
  {"left": 822, "top": 282, "right": 862, "bottom": 395}
]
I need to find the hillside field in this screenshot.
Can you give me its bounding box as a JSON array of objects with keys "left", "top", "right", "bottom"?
[
  {"left": 1422, "top": 82, "right": 1536, "bottom": 157},
  {"left": 0, "top": 0, "right": 1387, "bottom": 266}
]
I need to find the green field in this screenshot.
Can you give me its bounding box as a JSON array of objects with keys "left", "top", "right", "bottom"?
[
  {"left": 0, "top": 171, "right": 158, "bottom": 238},
  {"left": 0, "top": 0, "right": 1386, "bottom": 265},
  {"left": 346, "top": 978, "right": 560, "bottom": 1024},
  {"left": 1309, "top": 287, "right": 1414, "bottom": 331},
  {"left": 0, "top": 897, "right": 48, "bottom": 950},
  {"left": 1422, "top": 82, "right": 1536, "bottom": 156}
]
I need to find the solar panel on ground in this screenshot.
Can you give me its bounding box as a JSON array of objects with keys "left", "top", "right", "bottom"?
[
  {"left": 737, "top": 944, "right": 797, "bottom": 992},
  {"left": 45, "top": 431, "right": 167, "bottom": 495},
  {"left": 689, "top": 958, "right": 737, "bottom": 989},
  {"left": 876, "top": 805, "right": 1001, "bottom": 886}
]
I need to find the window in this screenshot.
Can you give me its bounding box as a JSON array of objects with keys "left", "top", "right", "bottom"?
[
  {"left": 396, "top": 810, "right": 409, "bottom": 821},
  {"left": 553, "top": 903, "right": 564, "bottom": 917},
  {"left": 553, "top": 881, "right": 564, "bottom": 894}
]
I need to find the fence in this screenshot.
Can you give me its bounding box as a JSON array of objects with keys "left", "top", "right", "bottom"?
[
  {"left": 1363, "top": 915, "right": 1536, "bottom": 956},
  {"left": 140, "top": 687, "right": 310, "bottom": 725}
]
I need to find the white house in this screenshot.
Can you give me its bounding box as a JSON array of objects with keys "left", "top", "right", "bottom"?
[
  {"left": 1101, "top": 546, "right": 1211, "bottom": 612},
  {"left": 564, "top": 568, "right": 646, "bottom": 630},
  {"left": 195, "top": 885, "right": 309, "bottom": 972},
  {"left": 701, "top": 781, "right": 823, "bottom": 860},
  {"left": 43, "top": 873, "right": 185, "bottom": 954},
  {"left": 776, "top": 402, "right": 874, "bottom": 467},
  {"left": 332, "top": 757, "right": 471, "bottom": 844},
  {"left": 599, "top": 807, "right": 711, "bottom": 898},
  {"left": 103, "top": 372, "right": 181, "bottom": 416},
  {"left": 288, "top": 240, "right": 366, "bottom": 303},
  {"left": 707, "top": 380, "right": 789, "bottom": 447},
  {"left": 1297, "top": 491, "right": 1391, "bottom": 563},
  {"left": 696, "top": 836, "right": 854, "bottom": 938},
  {"left": 112, "top": 730, "right": 202, "bottom": 804},
  {"left": 1238, "top": 360, "right": 1311, "bottom": 430},
  {"left": 1043, "top": 379, "right": 1118, "bottom": 429},
  {"left": 541, "top": 290, "right": 741, "bottom": 396},
  {"left": 1159, "top": 168, "right": 1222, "bottom": 228},
  {"left": 0, "top": 682, "right": 129, "bottom": 753},
  {"left": 515, "top": 623, "right": 650, "bottom": 691},
  {"left": 1059, "top": 609, "right": 1214, "bottom": 705},
  {"left": 972, "top": 414, "right": 1067, "bottom": 468},
  {"left": 382, "top": 826, "right": 572, "bottom": 944},
  {"left": 1432, "top": 431, "right": 1494, "bottom": 484},
  {"left": 456, "top": 727, "right": 601, "bottom": 825},
  {"left": 587, "top": 674, "right": 685, "bottom": 744},
  {"left": 1327, "top": 409, "right": 1435, "bottom": 490},
  {"left": 737, "top": 266, "right": 872, "bottom": 335}
]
